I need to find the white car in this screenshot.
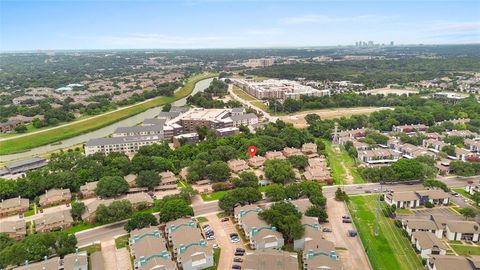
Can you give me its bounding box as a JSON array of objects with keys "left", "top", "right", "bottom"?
[{"left": 213, "top": 244, "right": 219, "bottom": 249}]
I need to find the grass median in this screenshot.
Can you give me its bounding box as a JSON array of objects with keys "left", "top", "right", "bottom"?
[
  {"left": 0, "top": 73, "right": 216, "bottom": 155},
  {"left": 348, "top": 195, "right": 424, "bottom": 270}
]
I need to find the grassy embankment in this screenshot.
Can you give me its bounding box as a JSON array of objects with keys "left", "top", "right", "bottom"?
[
  {"left": 323, "top": 140, "right": 365, "bottom": 184},
  {"left": 0, "top": 73, "right": 216, "bottom": 155},
  {"left": 348, "top": 195, "right": 424, "bottom": 270}
]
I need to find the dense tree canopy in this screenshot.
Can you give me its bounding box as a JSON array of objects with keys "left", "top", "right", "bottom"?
[
  {"left": 95, "top": 176, "right": 129, "bottom": 198},
  {"left": 264, "top": 159, "right": 295, "bottom": 184}
]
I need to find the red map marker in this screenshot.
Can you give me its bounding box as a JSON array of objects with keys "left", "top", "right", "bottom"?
[{"left": 248, "top": 146, "right": 257, "bottom": 158}]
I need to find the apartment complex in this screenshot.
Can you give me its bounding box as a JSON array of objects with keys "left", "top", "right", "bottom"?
[
  {"left": 84, "top": 107, "right": 258, "bottom": 156},
  {"left": 232, "top": 78, "right": 330, "bottom": 100},
  {"left": 129, "top": 227, "right": 177, "bottom": 270},
  {"left": 0, "top": 157, "right": 48, "bottom": 177},
  {"left": 0, "top": 197, "right": 29, "bottom": 217}
]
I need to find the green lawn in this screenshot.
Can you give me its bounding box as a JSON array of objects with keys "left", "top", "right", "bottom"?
[
  {"left": 231, "top": 86, "right": 268, "bottom": 111},
  {"left": 201, "top": 191, "right": 227, "bottom": 202},
  {"left": 79, "top": 244, "right": 102, "bottom": 254},
  {"left": 453, "top": 188, "right": 472, "bottom": 199},
  {"left": 196, "top": 216, "right": 208, "bottom": 223},
  {"left": 450, "top": 244, "right": 480, "bottom": 256},
  {"left": 115, "top": 235, "right": 130, "bottom": 249},
  {"left": 395, "top": 208, "right": 414, "bottom": 215},
  {"left": 23, "top": 208, "right": 35, "bottom": 217},
  {"left": 0, "top": 73, "right": 216, "bottom": 155},
  {"left": 338, "top": 145, "right": 365, "bottom": 184},
  {"left": 63, "top": 222, "right": 96, "bottom": 234},
  {"left": 323, "top": 140, "right": 347, "bottom": 184},
  {"left": 348, "top": 195, "right": 424, "bottom": 270},
  {"left": 205, "top": 248, "right": 221, "bottom": 270}
]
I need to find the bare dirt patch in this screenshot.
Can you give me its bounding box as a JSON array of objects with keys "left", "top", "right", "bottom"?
[{"left": 281, "top": 107, "right": 391, "bottom": 128}]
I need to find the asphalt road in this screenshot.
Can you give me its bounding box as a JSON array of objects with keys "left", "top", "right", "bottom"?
[{"left": 75, "top": 176, "right": 472, "bottom": 247}]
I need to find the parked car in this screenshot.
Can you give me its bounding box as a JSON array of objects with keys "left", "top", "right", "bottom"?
[
  {"left": 342, "top": 219, "right": 352, "bottom": 224},
  {"left": 342, "top": 216, "right": 351, "bottom": 219},
  {"left": 221, "top": 217, "right": 230, "bottom": 222},
  {"left": 234, "top": 252, "right": 244, "bottom": 256},
  {"left": 322, "top": 227, "right": 332, "bottom": 232},
  {"left": 348, "top": 230, "right": 357, "bottom": 237},
  {"left": 236, "top": 248, "right": 245, "bottom": 253},
  {"left": 365, "top": 190, "right": 372, "bottom": 194},
  {"left": 213, "top": 244, "right": 219, "bottom": 249},
  {"left": 233, "top": 258, "right": 243, "bottom": 263},
  {"left": 232, "top": 265, "right": 242, "bottom": 270}
]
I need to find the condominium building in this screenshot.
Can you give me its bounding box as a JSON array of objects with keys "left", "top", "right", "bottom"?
[
  {"left": 39, "top": 188, "right": 72, "bottom": 207},
  {"left": 232, "top": 79, "right": 330, "bottom": 100},
  {"left": 0, "top": 197, "right": 29, "bottom": 217}
]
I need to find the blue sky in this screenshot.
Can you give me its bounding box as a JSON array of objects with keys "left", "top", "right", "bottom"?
[{"left": 1, "top": 0, "right": 479, "bottom": 50}]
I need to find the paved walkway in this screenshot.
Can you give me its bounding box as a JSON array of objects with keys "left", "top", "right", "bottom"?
[{"left": 101, "top": 239, "right": 132, "bottom": 270}]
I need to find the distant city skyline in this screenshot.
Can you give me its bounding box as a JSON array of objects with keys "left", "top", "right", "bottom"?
[{"left": 1, "top": 0, "right": 479, "bottom": 51}]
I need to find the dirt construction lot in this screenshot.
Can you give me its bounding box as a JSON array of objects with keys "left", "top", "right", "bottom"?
[
  {"left": 280, "top": 107, "right": 391, "bottom": 128},
  {"left": 324, "top": 198, "right": 372, "bottom": 270}
]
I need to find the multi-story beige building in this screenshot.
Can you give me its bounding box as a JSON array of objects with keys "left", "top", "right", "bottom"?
[
  {"left": 39, "top": 188, "right": 71, "bottom": 207},
  {"left": 0, "top": 220, "right": 26, "bottom": 240},
  {"left": 79, "top": 181, "right": 98, "bottom": 199},
  {"left": 0, "top": 197, "right": 29, "bottom": 217},
  {"left": 35, "top": 210, "right": 74, "bottom": 233}
]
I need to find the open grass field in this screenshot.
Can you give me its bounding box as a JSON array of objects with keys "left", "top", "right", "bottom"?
[
  {"left": 323, "top": 139, "right": 365, "bottom": 184},
  {"left": 453, "top": 188, "right": 473, "bottom": 199},
  {"left": 281, "top": 107, "right": 392, "bottom": 128},
  {"left": 0, "top": 73, "right": 216, "bottom": 155},
  {"left": 201, "top": 190, "right": 228, "bottom": 202},
  {"left": 348, "top": 195, "right": 424, "bottom": 270},
  {"left": 450, "top": 243, "right": 480, "bottom": 256}
]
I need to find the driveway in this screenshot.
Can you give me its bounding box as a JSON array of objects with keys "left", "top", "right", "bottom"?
[
  {"left": 204, "top": 213, "right": 244, "bottom": 270},
  {"left": 325, "top": 198, "right": 371, "bottom": 270},
  {"left": 101, "top": 239, "right": 132, "bottom": 270}
]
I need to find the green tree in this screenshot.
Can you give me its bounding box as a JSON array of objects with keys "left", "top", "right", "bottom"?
[
  {"left": 422, "top": 179, "right": 449, "bottom": 192},
  {"left": 265, "top": 184, "right": 287, "bottom": 202},
  {"left": 285, "top": 183, "right": 303, "bottom": 200},
  {"left": 54, "top": 233, "right": 78, "bottom": 256},
  {"left": 459, "top": 207, "right": 476, "bottom": 220},
  {"left": 70, "top": 201, "right": 85, "bottom": 221},
  {"left": 124, "top": 212, "right": 159, "bottom": 232},
  {"left": 264, "top": 159, "right": 295, "bottom": 184},
  {"left": 232, "top": 171, "right": 259, "bottom": 188},
  {"left": 334, "top": 188, "right": 349, "bottom": 202},
  {"left": 472, "top": 192, "right": 480, "bottom": 207},
  {"left": 162, "top": 103, "right": 172, "bottom": 112},
  {"left": 95, "top": 176, "right": 129, "bottom": 197},
  {"left": 219, "top": 187, "right": 262, "bottom": 213},
  {"left": 305, "top": 205, "right": 328, "bottom": 222},
  {"left": 287, "top": 155, "right": 308, "bottom": 170},
  {"left": 206, "top": 161, "right": 231, "bottom": 182},
  {"left": 95, "top": 200, "right": 132, "bottom": 223},
  {"left": 259, "top": 202, "right": 304, "bottom": 243},
  {"left": 14, "top": 124, "right": 27, "bottom": 133},
  {"left": 156, "top": 198, "right": 193, "bottom": 223},
  {"left": 136, "top": 170, "right": 161, "bottom": 190}
]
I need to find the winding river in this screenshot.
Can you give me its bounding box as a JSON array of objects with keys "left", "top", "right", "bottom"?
[{"left": 1, "top": 78, "right": 214, "bottom": 162}]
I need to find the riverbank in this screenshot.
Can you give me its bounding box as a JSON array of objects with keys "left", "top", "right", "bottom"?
[{"left": 0, "top": 73, "right": 216, "bottom": 155}]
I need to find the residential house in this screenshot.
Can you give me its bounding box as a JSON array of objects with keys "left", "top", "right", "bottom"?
[
  {"left": 124, "top": 192, "right": 154, "bottom": 209},
  {"left": 35, "top": 210, "right": 74, "bottom": 233},
  {"left": 79, "top": 181, "right": 98, "bottom": 199},
  {"left": 0, "top": 197, "right": 29, "bottom": 217},
  {"left": 446, "top": 130, "right": 478, "bottom": 139},
  {"left": 464, "top": 138, "right": 480, "bottom": 152},
  {"left": 399, "top": 143, "right": 436, "bottom": 159},
  {"left": 234, "top": 205, "right": 261, "bottom": 222},
  {"left": 392, "top": 124, "right": 428, "bottom": 133},
  {"left": 411, "top": 231, "right": 447, "bottom": 258},
  {"left": 291, "top": 199, "right": 313, "bottom": 214},
  {"left": 265, "top": 151, "right": 285, "bottom": 160},
  {"left": 416, "top": 190, "right": 450, "bottom": 206},
  {"left": 15, "top": 257, "right": 60, "bottom": 270},
  {"left": 454, "top": 147, "right": 474, "bottom": 161},
  {"left": 293, "top": 221, "right": 321, "bottom": 250},
  {"left": 130, "top": 227, "right": 177, "bottom": 270},
  {"left": 282, "top": 147, "right": 303, "bottom": 157},
  {"left": 167, "top": 219, "right": 213, "bottom": 270},
  {"left": 352, "top": 140, "right": 370, "bottom": 151},
  {"left": 39, "top": 188, "right": 72, "bottom": 208},
  {"left": 357, "top": 149, "right": 401, "bottom": 165},
  {"left": 227, "top": 159, "right": 249, "bottom": 173},
  {"left": 303, "top": 237, "right": 342, "bottom": 270},
  {"left": 248, "top": 156, "right": 266, "bottom": 168},
  {"left": 403, "top": 219, "right": 442, "bottom": 238},
  {"left": 445, "top": 220, "right": 480, "bottom": 242},
  {"left": 466, "top": 182, "right": 480, "bottom": 195},
  {"left": 90, "top": 252, "right": 105, "bottom": 270},
  {"left": 385, "top": 191, "right": 420, "bottom": 208},
  {"left": 0, "top": 220, "right": 26, "bottom": 240},
  {"left": 243, "top": 250, "right": 298, "bottom": 270},
  {"left": 81, "top": 198, "right": 114, "bottom": 223},
  {"left": 159, "top": 171, "right": 178, "bottom": 186},
  {"left": 423, "top": 139, "right": 447, "bottom": 152},
  {"left": 241, "top": 212, "right": 284, "bottom": 250},
  {"left": 301, "top": 143, "right": 317, "bottom": 154},
  {"left": 63, "top": 251, "right": 89, "bottom": 270},
  {"left": 124, "top": 174, "right": 137, "bottom": 187},
  {"left": 427, "top": 255, "right": 480, "bottom": 270}
]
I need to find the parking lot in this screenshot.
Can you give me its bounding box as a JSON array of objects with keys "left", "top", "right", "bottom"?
[
  {"left": 411, "top": 207, "right": 461, "bottom": 219},
  {"left": 325, "top": 198, "right": 372, "bottom": 270},
  {"left": 204, "top": 213, "right": 245, "bottom": 270}
]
